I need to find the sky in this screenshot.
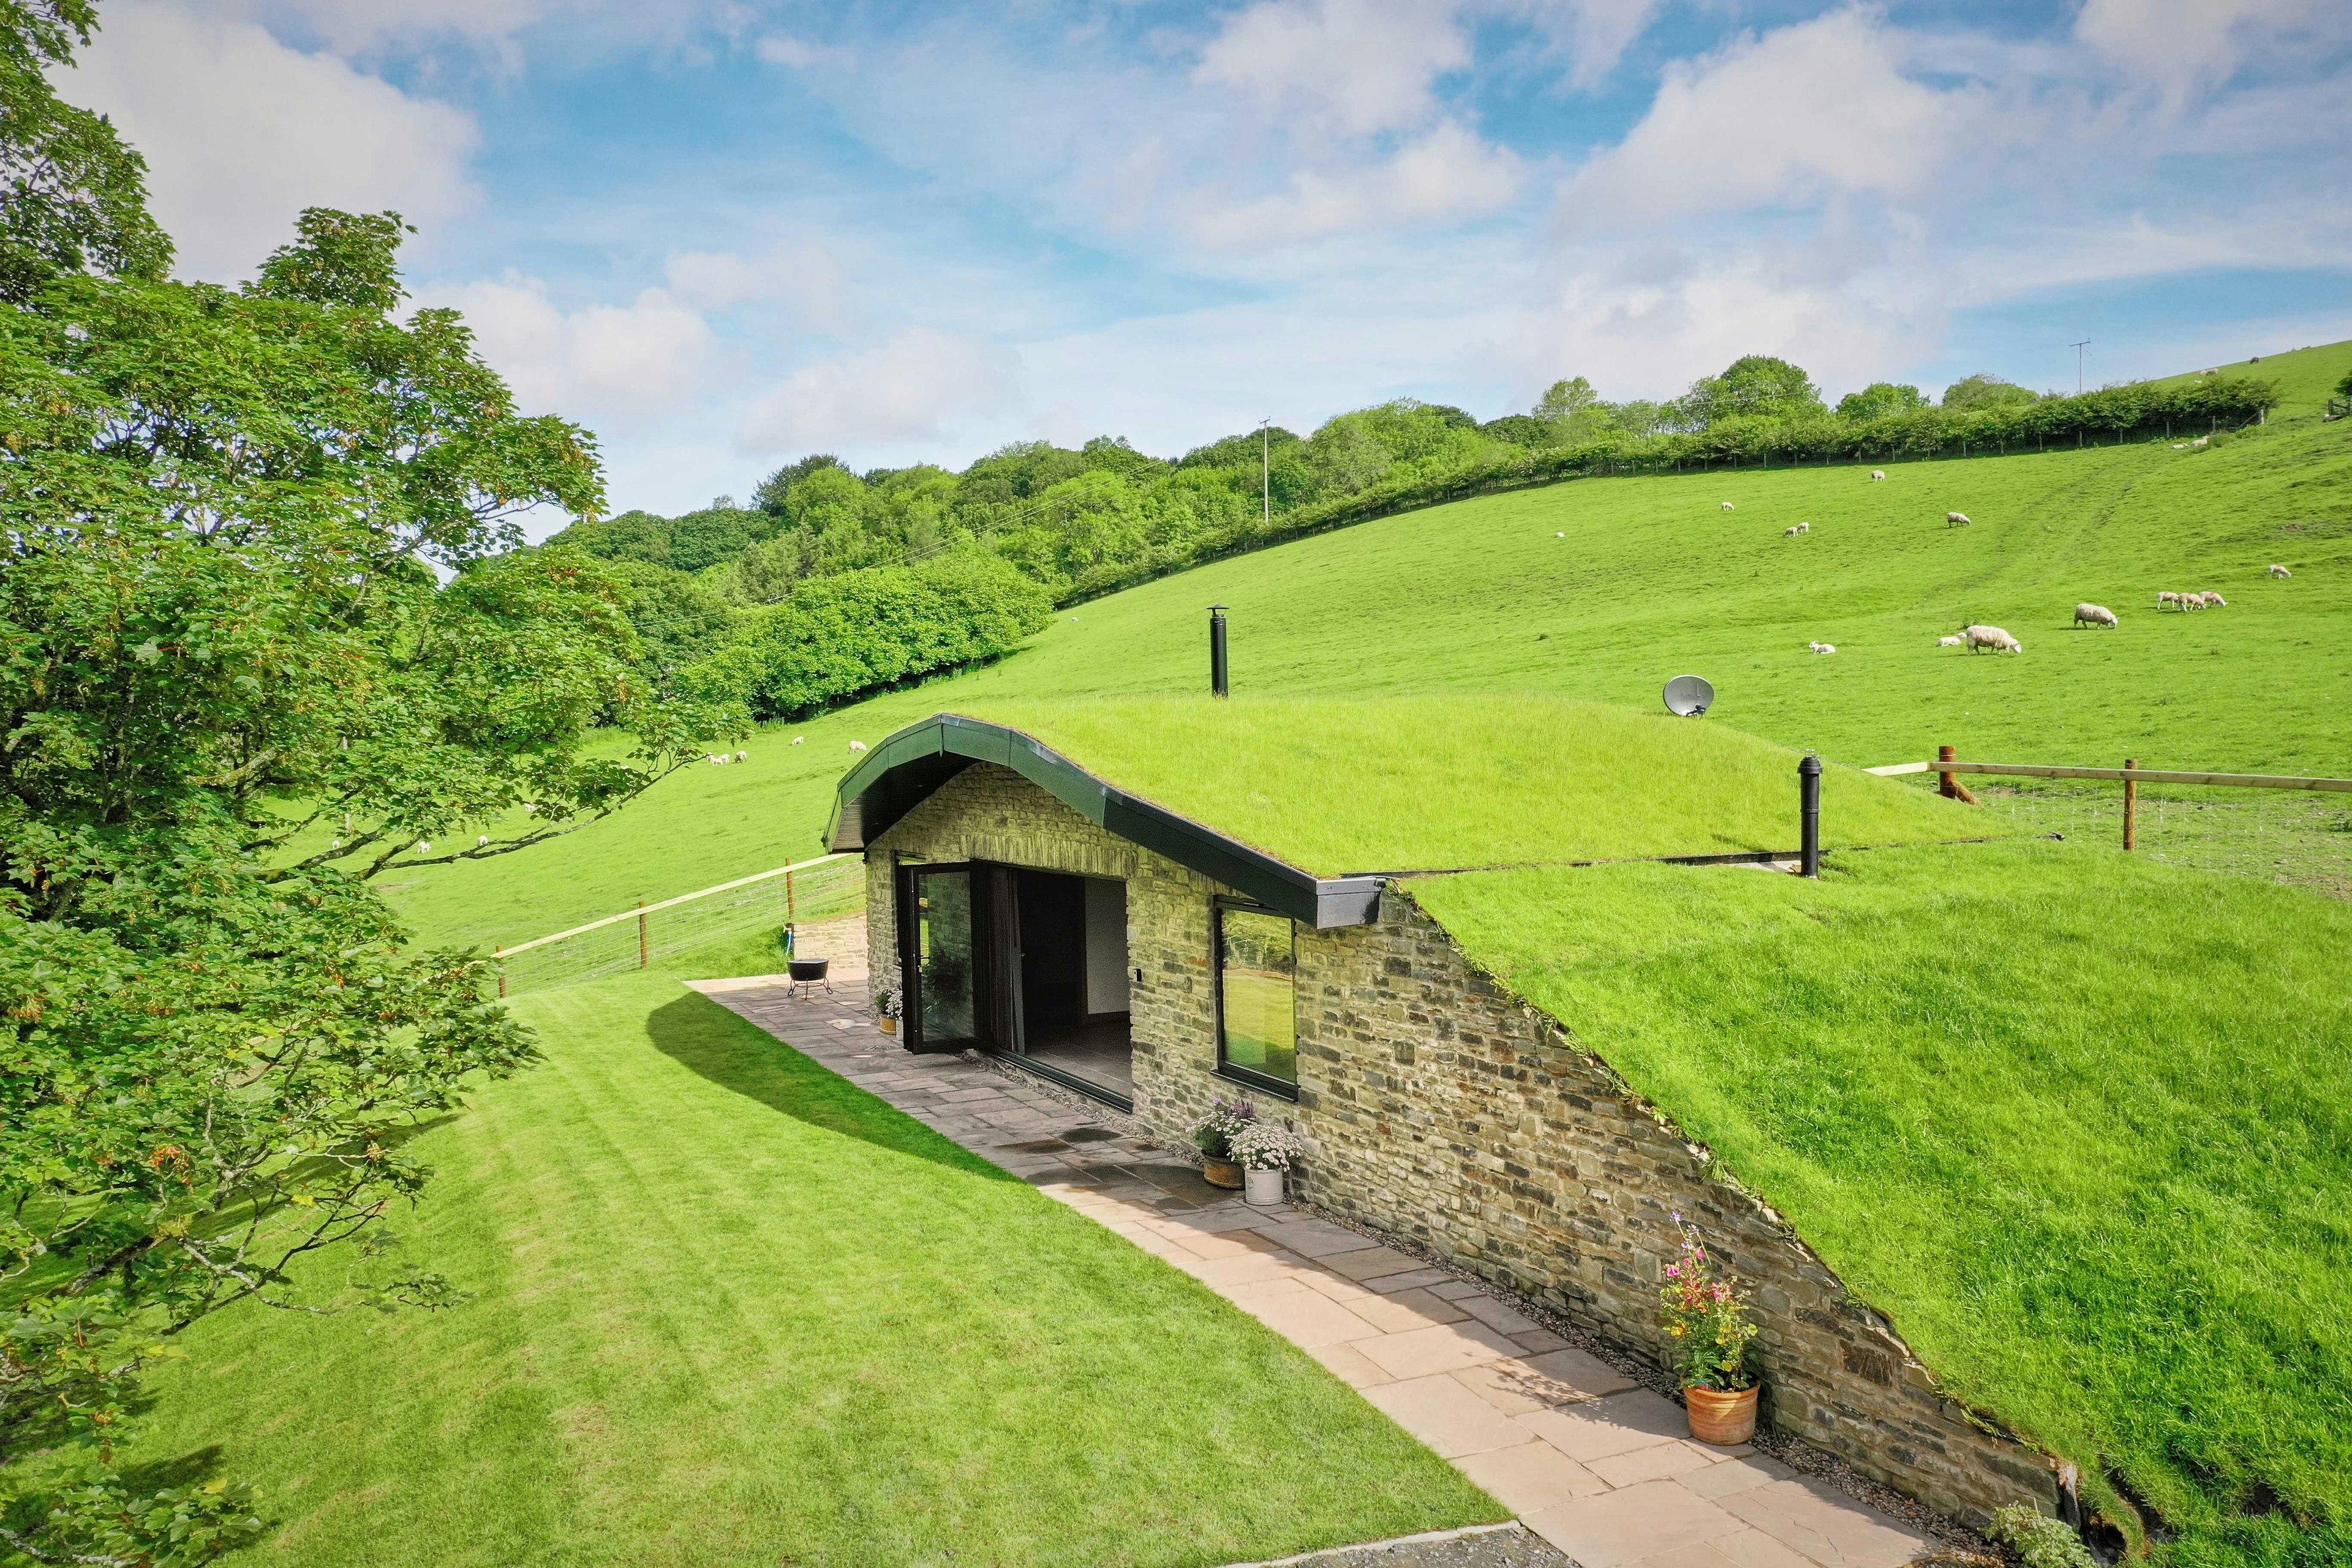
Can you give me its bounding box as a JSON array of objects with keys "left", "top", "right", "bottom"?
[{"left": 62, "top": 0, "right": 2352, "bottom": 525}]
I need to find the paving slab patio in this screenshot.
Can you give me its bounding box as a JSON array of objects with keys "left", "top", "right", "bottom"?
[{"left": 698, "top": 978, "right": 1939, "bottom": 1568}]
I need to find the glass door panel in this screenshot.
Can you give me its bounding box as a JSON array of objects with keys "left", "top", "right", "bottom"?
[{"left": 913, "top": 869, "right": 978, "bottom": 1046}]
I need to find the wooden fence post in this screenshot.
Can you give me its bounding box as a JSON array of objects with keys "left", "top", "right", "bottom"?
[
  {"left": 638, "top": 900, "right": 648, "bottom": 968},
  {"left": 2123, "top": 759, "right": 2138, "bottom": 851},
  {"left": 495, "top": 948, "right": 506, "bottom": 999},
  {"left": 1937, "top": 745, "right": 1980, "bottom": 805}
]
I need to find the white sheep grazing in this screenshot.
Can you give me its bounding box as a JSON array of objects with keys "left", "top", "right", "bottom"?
[
  {"left": 1964, "top": 624, "right": 2022, "bottom": 654},
  {"left": 2269, "top": 564, "right": 2293, "bottom": 578},
  {"left": 2193, "top": 435, "right": 2209, "bottom": 447},
  {"left": 735, "top": 750, "right": 749, "bottom": 762},
  {"left": 1721, "top": 501, "right": 1736, "bottom": 511},
  {"left": 1807, "top": 641, "right": 1836, "bottom": 654},
  {"left": 1947, "top": 511, "right": 1972, "bottom": 527},
  {"left": 2073, "top": 603, "right": 2119, "bottom": 628},
  {"left": 1871, "top": 470, "right": 1887, "bottom": 481},
  {"left": 2200, "top": 591, "right": 2226, "bottom": 609},
  {"left": 1784, "top": 525, "right": 1803, "bottom": 537},
  {"left": 1555, "top": 531, "right": 1565, "bottom": 538},
  {"left": 2180, "top": 590, "right": 2204, "bottom": 611},
  {"left": 1937, "top": 635, "right": 1964, "bottom": 647},
  {"left": 791, "top": 735, "right": 806, "bottom": 744},
  {"left": 2157, "top": 591, "right": 2180, "bottom": 611},
  {"left": 848, "top": 740, "right": 867, "bottom": 753}
]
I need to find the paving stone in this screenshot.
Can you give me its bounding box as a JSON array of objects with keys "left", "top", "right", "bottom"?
[
  {"left": 1716, "top": 1481, "right": 1934, "bottom": 1568},
  {"left": 1361, "top": 1374, "right": 1537, "bottom": 1460},
  {"left": 1235, "top": 1287, "right": 1387, "bottom": 1348},
  {"left": 1305, "top": 1340, "right": 1396, "bottom": 1389},
  {"left": 1587, "top": 1439, "right": 1720, "bottom": 1488},
  {"left": 1452, "top": 1442, "right": 1610, "bottom": 1514},
  {"left": 1509, "top": 1329, "right": 1572, "bottom": 1354},
  {"left": 1354, "top": 1319, "right": 1521, "bottom": 1381},
  {"left": 1179, "top": 1252, "right": 1308, "bottom": 1289},
  {"left": 1452, "top": 1293, "right": 1544, "bottom": 1336},
  {"left": 1347, "top": 1287, "right": 1471, "bottom": 1333},
  {"left": 1706, "top": 1528, "right": 1819, "bottom": 1568},
  {"left": 1520, "top": 1394, "right": 1691, "bottom": 1463},
  {"left": 1676, "top": 1457, "right": 1796, "bottom": 1502},
  {"left": 1322, "top": 1246, "right": 1427, "bottom": 1281},
  {"left": 1450, "top": 1349, "right": 1630, "bottom": 1416},
  {"left": 1363, "top": 1268, "right": 1458, "bottom": 1294},
  {"left": 1522, "top": 1480, "right": 1746, "bottom": 1568}
]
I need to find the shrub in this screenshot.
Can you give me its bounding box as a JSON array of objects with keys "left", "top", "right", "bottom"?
[
  {"left": 1988, "top": 1505, "right": 2097, "bottom": 1568},
  {"left": 1658, "top": 1218, "right": 1759, "bottom": 1391}
]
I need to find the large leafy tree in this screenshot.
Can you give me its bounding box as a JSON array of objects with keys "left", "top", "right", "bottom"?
[
  {"left": 1687, "top": 355, "right": 1825, "bottom": 425},
  {"left": 0, "top": 14, "right": 726, "bottom": 1562}
]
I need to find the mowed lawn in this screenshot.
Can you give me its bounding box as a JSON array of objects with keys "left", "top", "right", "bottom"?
[
  {"left": 130, "top": 972, "right": 1498, "bottom": 1567},
  {"left": 386, "top": 351, "right": 2352, "bottom": 952},
  {"left": 1414, "top": 840, "right": 2352, "bottom": 1564}
]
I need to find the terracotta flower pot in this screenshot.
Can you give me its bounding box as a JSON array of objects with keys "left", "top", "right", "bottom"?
[
  {"left": 1202, "top": 1154, "right": 1244, "bottom": 1189},
  {"left": 1686, "top": 1384, "right": 1758, "bottom": 1446}
]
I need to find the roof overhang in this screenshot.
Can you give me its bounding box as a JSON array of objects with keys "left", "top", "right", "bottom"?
[{"left": 826, "top": 714, "right": 1382, "bottom": 929}]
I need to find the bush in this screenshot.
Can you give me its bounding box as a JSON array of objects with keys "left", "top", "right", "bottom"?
[
  {"left": 1988, "top": 1505, "right": 2097, "bottom": 1568},
  {"left": 732, "top": 549, "right": 1050, "bottom": 718}
]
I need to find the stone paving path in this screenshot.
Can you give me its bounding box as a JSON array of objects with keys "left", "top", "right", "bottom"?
[{"left": 696, "top": 979, "right": 1939, "bottom": 1568}]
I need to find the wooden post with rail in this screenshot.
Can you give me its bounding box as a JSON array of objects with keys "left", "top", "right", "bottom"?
[
  {"left": 637, "top": 900, "right": 648, "bottom": 968},
  {"left": 1937, "top": 744, "right": 1979, "bottom": 805},
  {"left": 2123, "top": 760, "right": 2138, "bottom": 851}
]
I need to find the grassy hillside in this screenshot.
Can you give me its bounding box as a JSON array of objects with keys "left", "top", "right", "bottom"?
[
  {"left": 1412, "top": 842, "right": 2352, "bottom": 1565},
  {"left": 121, "top": 965, "right": 1497, "bottom": 1567},
  {"left": 390, "top": 345, "right": 2351, "bottom": 949}
]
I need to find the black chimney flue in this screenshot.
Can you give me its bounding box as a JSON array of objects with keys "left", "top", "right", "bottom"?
[
  {"left": 1209, "top": 605, "right": 1229, "bottom": 698},
  {"left": 1798, "top": 753, "right": 1822, "bottom": 877}
]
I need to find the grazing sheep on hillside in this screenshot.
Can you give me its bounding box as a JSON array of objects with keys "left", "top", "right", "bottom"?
[
  {"left": 849, "top": 740, "right": 867, "bottom": 753},
  {"left": 1783, "top": 522, "right": 1811, "bottom": 535},
  {"left": 1555, "top": 531, "right": 1564, "bottom": 538},
  {"left": 2180, "top": 590, "right": 2205, "bottom": 611},
  {"left": 1807, "top": 641, "right": 1836, "bottom": 654},
  {"left": 1871, "top": 470, "right": 1887, "bottom": 481},
  {"left": 1938, "top": 635, "right": 1964, "bottom": 647},
  {"left": 2198, "top": 591, "right": 2227, "bottom": 609},
  {"left": 1965, "top": 624, "right": 2022, "bottom": 654},
  {"left": 2157, "top": 591, "right": 2182, "bottom": 611},
  {"left": 791, "top": 736, "right": 805, "bottom": 745},
  {"left": 2193, "top": 435, "right": 2209, "bottom": 447},
  {"left": 2074, "top": 603, "right": 2119, "bottom": 628},
  {"left": 2270, "top": 564, "right": 2292, "bottom": 578},
  {"left": 1721, "top": 501, "right": 1735, "bottom": 511},
  {"left": 735, "top": 750, "right": 748, "bottom": 762},
  {"left": 1947, "top": 511, "right": 1972, "bottom": 527}
]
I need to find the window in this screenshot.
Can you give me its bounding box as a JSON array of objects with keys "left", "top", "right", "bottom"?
[{"left": 1215, "top": 902, "right": 1297, "bottom": 1096}]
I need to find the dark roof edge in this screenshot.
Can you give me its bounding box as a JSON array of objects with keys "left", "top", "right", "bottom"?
[{"left": 827, "top": 713, "right": 1381, "bottom": 929}]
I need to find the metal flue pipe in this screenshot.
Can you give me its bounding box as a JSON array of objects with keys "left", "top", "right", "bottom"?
[
  {"left": 1210, "top": 605, "right": 1229, "bottom": 698},
  {"left": 1798, "top": 754, "right": 1822, "bottom": 876}
]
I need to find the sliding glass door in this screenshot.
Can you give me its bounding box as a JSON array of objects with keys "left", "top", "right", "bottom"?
[{"left": 904, "top": 865, "right": 981, "bottom": 1050}]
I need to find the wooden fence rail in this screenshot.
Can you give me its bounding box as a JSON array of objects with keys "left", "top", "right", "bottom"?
[{"left": 1866, "top": 751, "right": 2352, "bottom": 856}]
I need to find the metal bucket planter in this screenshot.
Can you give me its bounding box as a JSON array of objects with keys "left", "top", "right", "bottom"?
[{"left": 1243, "top": 1167, "right": 1285, "bottom": 1207}]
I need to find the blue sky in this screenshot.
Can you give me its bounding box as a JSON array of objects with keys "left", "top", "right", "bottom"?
[{"left": 67, "top": 0, "right": 2352, "bottom": 523}]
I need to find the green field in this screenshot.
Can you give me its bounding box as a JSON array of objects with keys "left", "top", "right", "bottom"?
[
  {"left": 388, "top": 341, "right": 2352, "bottom": 952},
  {"left": 125, "top": 961, "right": 1496, "bottom": 1567}
]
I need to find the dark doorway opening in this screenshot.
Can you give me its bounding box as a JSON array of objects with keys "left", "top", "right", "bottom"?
[{"left": 1014, "top": 870, "right": 1133, "bottom": 1103}]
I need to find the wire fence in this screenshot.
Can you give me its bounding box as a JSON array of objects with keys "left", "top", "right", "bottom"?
[
  {"left": 1972, "top": 781, "right": 2352, "bottom": 898},
  {"left": 494, "top": 853, "right": 867, "bottom": 998}
]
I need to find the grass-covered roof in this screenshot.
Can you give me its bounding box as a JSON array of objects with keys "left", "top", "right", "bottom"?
[{"left": 941, "top": 695, "right": 1994, "bottom": 876}]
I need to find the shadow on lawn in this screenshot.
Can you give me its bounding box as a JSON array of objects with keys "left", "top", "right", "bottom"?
[{"left": 645, "top": 992, "right": 1019, "bottom": 1181}]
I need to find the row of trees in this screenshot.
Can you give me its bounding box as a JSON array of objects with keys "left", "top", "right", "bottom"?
[
  {"left": 562, "top": 354, "right": 2278, "bottom": 638},
  {"left": 1, "top": 4, "right": 733, "bottom": 1561}
]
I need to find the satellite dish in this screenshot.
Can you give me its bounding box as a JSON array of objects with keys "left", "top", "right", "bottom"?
[{"left": 1663, "top": 674, "right": 1714, "bottom": 717}]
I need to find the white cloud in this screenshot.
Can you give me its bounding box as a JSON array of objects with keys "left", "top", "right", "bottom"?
[
  {"left": 1196, "top": 0, "right": 1471, "bottom": 138},
  {"left": 736, "top": 328, "right": 1017, "bottom": 454},
  {"left": 432, "top": 274, "right": 716, "bottom": 424},
  {"left": 1502, "top": 0, "right": 1666, "bottom": 88},
  {"left": 1188, "top": 121, "right": 1523, "bottom": 247},
  {"left": 664, "top": 243, "right": 847, "bottom": 328},
  {"left": 1564, "top": 9, "right": 1997, "bottom": 228},
  {"left": 67, "top": 1, "right": 480, "bottom": 282},
  {"left": 755, "top": 34, "right": 852, "bottom": 69},
  {"left": 2075, "top": 0, "right": 2349, "bottom": 105}
]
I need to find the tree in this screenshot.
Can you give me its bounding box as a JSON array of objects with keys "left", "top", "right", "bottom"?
[
  {"left": 2332, "top": 365, "right": 2352, "bottom": 401},
  {"left": 0, "top": 187, "right": 729, "bottom": 1561},
  {"left": 0, "top": 0, "right": 172, "bottom": 303},
  {"left": 1533, "top": 375, "right": 1616, "bottom": 442},
  {"left": 1942, "top": 372, "right": 2040, "bottom": 411},
  {"left": 750, "top": 453, "right": 847, "bottom": 516},
  {"left": 1686, "top": 356, "right": 1825, "bottom": 425},
  {"left": 1836, "top": 382, "right": 1928, "bottom": 420}
]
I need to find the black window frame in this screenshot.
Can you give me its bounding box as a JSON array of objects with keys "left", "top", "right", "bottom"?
[
  {"left": 896, "top": 858, "right": 990, "bottom": 1054},
  {"left": 1211, "top": 896, "right": 1300, "bottom": 1101}
]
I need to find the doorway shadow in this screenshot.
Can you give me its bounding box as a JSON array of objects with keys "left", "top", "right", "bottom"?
[{"left": 644, "top": 992, "right": 1020, "bottom": 1182}]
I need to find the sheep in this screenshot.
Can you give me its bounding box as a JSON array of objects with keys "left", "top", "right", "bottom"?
[
  {"left": 848, "top": 740, "right": 867, "bottom": 753},
  {"left": 735, "top": 750, "right": 749, "bottom": 762},
  {"left": 1555, "top": 531, "right": 1565, "bottom": 538},
  {"left": 1947, "top": 511, "right": 1972, "bottom": 527},
  {"left": 2198, "top": 591, "right": 2226, "bottom": 609},
  {"left": 2073, "top": 603, "right": 2119, "bottom": 628},
  {"left": 2180, "top": 590, "right": 2205, "bottom": 611},
  {"left": 1964, "top": 624, "right": 2022, "bottom": 654},
  {"left": 792, "top": 735, "right": 806, "bottom": 744},
  {"left": 1937, "top": 635, "right": 1964, "bottom": 647},
  {"left": 2157, "top": 590, "right": 2182, "bottom": 611},
  {"left": 477, "top": 834, "right": 490, "bottom": 847},
  {"left": 2269, "top": 564, "right": 2292, "bottom": 578},
  {"left": 1721, "top": 501, "right": 1736, "bottom": 511},
  {"left": 1783, "top": 524, "right": 1804, "bottom": 536},
  {"left": 1871, "top": 470, "right": 1887, "bottom": 481},
  {"left": 2193, "top": 435, "right": 2209, "bottom": 447},
  {"left": 1807, "top": 641, "right": 1836, "bottom": 654}
]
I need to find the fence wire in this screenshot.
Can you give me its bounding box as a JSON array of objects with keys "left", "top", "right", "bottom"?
[
  {"left": 496, "top": 854, "right": 867, "bottom": 998},
  {"left": 1969, "top": 780, "right": 2352, "bottom": 899}
]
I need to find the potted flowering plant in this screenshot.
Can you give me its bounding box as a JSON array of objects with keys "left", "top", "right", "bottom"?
[
  {"left": 1659, "top": 1216, "right": 1762, "bottom": 1444},
  {"left": 1191, "top": 1098, "right": 1256, "bottom": 1189},
  {"left": 1228, "top": 1122, "right": 1305, "bottom": 1207},
  {"left": 874, "top": 989, "right": 901, "bottom": 1035}
]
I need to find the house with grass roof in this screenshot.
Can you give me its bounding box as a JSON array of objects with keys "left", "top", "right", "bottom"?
[{"left": 828, "top": 695, "right": 2352, "bottom": 1562}]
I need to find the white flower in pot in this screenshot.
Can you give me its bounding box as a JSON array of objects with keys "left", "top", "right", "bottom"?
[{"left": 1227, "top": 1122, "right": 1305, "bottom": 1207}]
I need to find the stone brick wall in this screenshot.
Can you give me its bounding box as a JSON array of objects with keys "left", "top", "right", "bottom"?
[{"left": 864, "top": 764, "right": 2061, "bottom": 1530}]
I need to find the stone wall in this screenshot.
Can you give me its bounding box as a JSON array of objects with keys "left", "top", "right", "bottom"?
[{"left": 864, "top": 764, "right": 2061, "bottom": 1531}]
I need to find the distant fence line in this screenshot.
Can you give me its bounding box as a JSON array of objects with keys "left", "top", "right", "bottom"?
[
  {"left": 495, "top": 852, "right": 865, "bottom": 998},
  {"left": 1868, "top": 752, "right": 2352, "bottom": 899}
]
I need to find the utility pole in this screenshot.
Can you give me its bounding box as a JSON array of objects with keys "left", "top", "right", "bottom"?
[
  {"left": 2071, "top": 339, "right": 2090, "bottom": 396},
  {"left": 1259, "top": 418, "right": 1272, "bottom": 527}
]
